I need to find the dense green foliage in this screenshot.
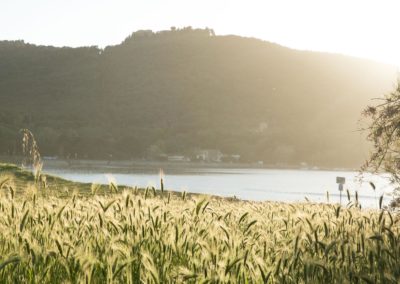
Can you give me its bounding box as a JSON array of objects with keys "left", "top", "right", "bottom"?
[
  {"left": 0, "top": 172, "right": 399, "bottom": 283},
  {"left": 0, "top": 28, "right": 396, "bottom": 167}
]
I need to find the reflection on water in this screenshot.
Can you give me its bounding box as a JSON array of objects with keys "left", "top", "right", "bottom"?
[{"left": 44, "top": 167, "right": 394, "bottom": 208}]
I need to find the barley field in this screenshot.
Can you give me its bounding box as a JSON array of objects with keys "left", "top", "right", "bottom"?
[{"left": 0, "top": 173, "right": 399, "bottom": 283}]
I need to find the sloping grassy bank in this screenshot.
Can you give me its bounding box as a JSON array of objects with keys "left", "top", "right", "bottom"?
[
  {"left": 0, "top": 163, "right": 399, "bottom": 283},
  {"left": 0, "top": 163, "right": 103, "bottom": 198},
  {"left": 0, "top": 163, "right": 201, "bottom": 200}
]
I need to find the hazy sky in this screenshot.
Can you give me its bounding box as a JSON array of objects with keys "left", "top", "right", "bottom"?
[{"left": 1, "top": 0, "right": 400, "bottom": 66}]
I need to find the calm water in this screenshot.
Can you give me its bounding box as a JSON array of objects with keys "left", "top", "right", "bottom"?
[{"left": 44, "top": 167, "right": 395, "bottom": 208}]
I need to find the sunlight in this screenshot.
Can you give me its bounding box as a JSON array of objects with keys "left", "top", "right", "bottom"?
[
  {"left": 1, "top": 1, "right": 400, "bottom": 281},
  {"left": 1, "top": 0, "right": 400, "bottom": 66}
]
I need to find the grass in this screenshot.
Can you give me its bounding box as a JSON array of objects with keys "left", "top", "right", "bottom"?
[
  {"left": 0, "top": 162, "right": 102, "bottom": 198},
  {"left": 0, "top": 163, "right": 197, "bottom": 200},
  {"left": 0, "top": 163, "right": 399, "bottom": 283}
]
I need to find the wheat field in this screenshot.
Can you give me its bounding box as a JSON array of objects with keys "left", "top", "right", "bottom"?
[{"left": 0, "top": 175, "right": 399, "bottom": 283}]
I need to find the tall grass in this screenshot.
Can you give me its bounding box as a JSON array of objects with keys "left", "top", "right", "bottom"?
[
  {"left": 0, "top": 177, "right": 399, "bottom": 283},
  {"left": 20, "top": 129, "right": 43, "bottom": 184}
]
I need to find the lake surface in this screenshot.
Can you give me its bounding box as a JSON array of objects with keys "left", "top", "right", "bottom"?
[{"left": 44, "top": 167, "right": 395, "bottom": 208}]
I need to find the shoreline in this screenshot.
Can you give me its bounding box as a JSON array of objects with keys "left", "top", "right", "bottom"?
[
  {"left": 0, "top": 162, "right": 392, "bottom": 209},
  {"left": 0, "top": 155, "right": 358, "bottom": 172}
]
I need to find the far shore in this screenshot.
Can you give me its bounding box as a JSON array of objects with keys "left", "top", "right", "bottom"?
[{"left": 0, "top": 155, "right": 358, "bottom": 172}]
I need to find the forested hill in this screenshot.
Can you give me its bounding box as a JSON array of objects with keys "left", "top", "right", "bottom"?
[{"left": 0, "top": 28, "right": 397, "bottom": 167}]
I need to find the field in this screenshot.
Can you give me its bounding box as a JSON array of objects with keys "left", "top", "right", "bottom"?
[{"left": 0, "top": 164, "right": 399, "bottom": 283}]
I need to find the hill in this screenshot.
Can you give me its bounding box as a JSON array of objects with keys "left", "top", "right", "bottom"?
[{"left": 0, "top": 27, "right": 397, "bottom": 167}]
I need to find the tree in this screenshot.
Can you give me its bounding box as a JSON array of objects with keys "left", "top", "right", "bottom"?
[{"left": 362, "top": 79, "right": 400, "bottom": 206}]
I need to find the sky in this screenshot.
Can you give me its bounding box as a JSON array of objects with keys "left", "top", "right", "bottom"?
[{"left": 1, "top": 0, "right": 400, "bottom": 67}]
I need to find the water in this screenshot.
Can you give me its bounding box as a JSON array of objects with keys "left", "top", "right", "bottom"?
[{"left": 44, "top": 167, "right": 395, "bottom": 208}]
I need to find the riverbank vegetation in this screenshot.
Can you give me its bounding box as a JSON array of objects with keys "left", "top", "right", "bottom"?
[{"left": 0, "top": 164, "right": 399, "bottom": 283}]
